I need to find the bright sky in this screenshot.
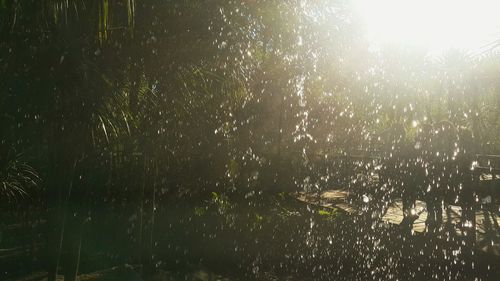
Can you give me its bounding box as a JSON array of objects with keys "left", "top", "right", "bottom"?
[{"left": 354, "top": 0, "right": 500, "bottom": 55}]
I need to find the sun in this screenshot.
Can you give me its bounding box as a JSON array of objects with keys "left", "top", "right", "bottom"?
[{"left": 354, "top": 0, "right": 500, "bottom": 55}]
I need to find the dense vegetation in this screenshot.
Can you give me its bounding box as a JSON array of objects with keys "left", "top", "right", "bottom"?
[{"left": 1, "top": 1, "right": 499, "bottom": 280}]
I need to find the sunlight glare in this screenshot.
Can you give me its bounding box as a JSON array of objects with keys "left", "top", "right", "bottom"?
[{"left": 354, "top": 0, "right": 500, "bottom": 54}]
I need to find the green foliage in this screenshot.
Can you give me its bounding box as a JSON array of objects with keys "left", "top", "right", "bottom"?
[
  {"left": 0, "top": 152, "right": 39, "bottom": 202},
  {"left": 2, "top": 2, "right": 500, "bottom": 281},
  {"left": 210, "top": 191, "right": 232, "bottom": 215},
  {"left": 317, "top": 208, "right": 340, "bottom": 221},
  {"left": 194, "top": 206, "right": 206, "bottom": 217},
  {"left": 1, "top": 0, "right": 500, "bottom": 206}
]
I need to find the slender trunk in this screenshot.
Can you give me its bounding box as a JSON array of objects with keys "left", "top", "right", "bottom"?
[
  {"left": 138, "top": 154, "right": 146, "bottom": 268},
  {"left": 62, "top": 155, "right": 93, "bottom": 281},
  {"left": 143, "top": 160, "right": 157, "bottom": 279},
  {"left": 462, "top": 170, "right": 479, "bottom": 247},
  {"left": 47, "top": 153, "right": 76, "bottom": 281},
  {"left": 46, "top": 174, "right": 61, "bottom": 281},
  {"left": 56, "top": 159, "right": 78, "bottom": 280},
  {"left": 63, "top": 216, "right": 84, "bottom": 281},
  {"left": 149, "top": 162, "right": 156, "bottom": 252},
  {"left": 275, "top": 90, "right": 285, "bottom": 186}
]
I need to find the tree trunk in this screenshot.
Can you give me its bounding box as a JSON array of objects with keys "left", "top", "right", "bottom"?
[
  {"left": 46, "top": 150, "right": 76, "bottom": 281},
  {"left": 62, "top": 215, "right": 84, "bottom": 281}
]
